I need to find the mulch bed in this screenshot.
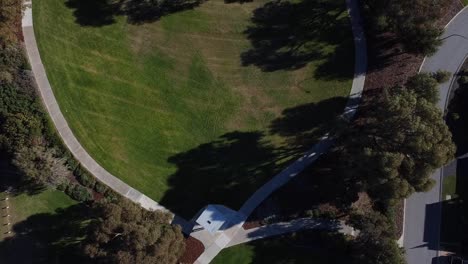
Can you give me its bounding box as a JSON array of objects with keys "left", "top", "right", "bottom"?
[
  {"left": 363, "top": 0, "right": 463, "bottom": 92},
  {"left": 178, "top": 236, "right": 205, "bottom": 264},
  {"left": 395, "top": 199, "right": 404, "bottom": 239},
  {"left": 243, "top": 219, "right": 262, "bottom": 230}
]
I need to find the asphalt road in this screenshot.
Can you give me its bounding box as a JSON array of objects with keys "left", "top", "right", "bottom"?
[{"left": 404, "top": 7, "right": 468, "bottom": 264}]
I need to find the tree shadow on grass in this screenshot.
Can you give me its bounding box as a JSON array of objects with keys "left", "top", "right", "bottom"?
[
  {"left": 248, "top": 230, "right": 351, "bottom": 264},
  {"left": 269, "top": 96, "right": 348, "bottom": 152},
  {"left": 124, "top": 0, "right": 205, "bottom": 24},
  {"left": 0, "top": 204, "right": 90, "bottom": 264},
  {"left": 160, "top": 131, "right": 284, "bottom": 219},
  {"left": 0, "top": 155, "right": 45, "bottom": 196},
  {"left": 65, "top": 0, "right": 205, "bottom": 27},
  {"left": 251, "top": 149, "right": 362, "bottom": 222},
  {"left": 65, "top": 0, "right": 120, "bottom": 27},
  {"left": 241, "top": 0, "right": 352, "bottom": 72},
  {"left": 161, "top": 97, "right": 348, "bottom": 219}
]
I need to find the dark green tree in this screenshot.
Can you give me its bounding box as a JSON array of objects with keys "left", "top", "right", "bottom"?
[
  {"left": 405, "top": 72, "right": 439, "bottom": 104},
  {"left": 338, "top": 84, "right": 455, "bottom": 202},
  {"left": 362, "top": 0, "right": 450, "bottom": 55},
  {"left": 350, "top": 211, "right": 405, "bottom": 264},
  {"left": 83, "top": 199, "right": 185, "bottom": 264}
]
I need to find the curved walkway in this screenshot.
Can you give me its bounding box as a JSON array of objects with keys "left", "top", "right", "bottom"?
[
  {"left": 192, "top": 0, "right": 366, "bottom": 262},
  {"left": 227, "top": 218, "right": 356, "bottom": 248},
  {"left": 239, "top": 0, "right": 367, "bottom": 220},
  {"left": 21, "top": 1, "right": 169, "bottom": 212},
  {"left": 21, "top": 0, "right": 366, "bottom": 257},
  {"left": 403, "top": 6, "right": 468, "bottom": 264}
]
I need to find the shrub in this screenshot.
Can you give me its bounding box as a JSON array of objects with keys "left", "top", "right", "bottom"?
[
  {"left": 0, "top": 71, "right": 13, "bottom": 84},
  {"left": 452, "top": 112, "right": 460, "bottom": 121},
  {"left": 57, "top": 181, "right": 69, "bottom": 191},
  {"left": 77, "top": 170, "right": 96, "bottom": 189},
  {"left": 460, "top": 76, "right": 468, "bottom": 85},
  {"left": 431, "top": 70, "right": 451, "bottom": 83},
  {"left": 94, "top": 181, "right": 108, "bottom": 194},
  {"left": 305, "top": 209, "right": 321, "bottom": 218},
  {"left": 405, "top": 73, "right": 439, "bottom": 104},
  {"left": 66, "top": 183, "right": 93, "bottom": 202},
  {"left": 104, "top": 189, "right": 119, "bottom": 202}
]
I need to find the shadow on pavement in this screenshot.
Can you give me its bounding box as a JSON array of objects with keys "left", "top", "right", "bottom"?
[{"left": 422, "top": 202, "right": 442, "bottom": 251}]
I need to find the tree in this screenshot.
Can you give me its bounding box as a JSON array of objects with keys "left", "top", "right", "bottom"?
[
  {"left": 350, "top": 211, "right": 406, "bottom": 264},
  {"left": 362, "top": 0, "right": 450, "bottom": 55},
  {"left": 12, "top": 145, "right": 71, "bottom": 187},
  {"left": 0, "top": 0, "right": 22, "bottom": 45},
  {"left": 83, "top": 199, "right": 185, "bottom": 264},
  {"left": 405, "top": 72, "right": 439, "bottom": 104},
  {"left": 0, "top": 112, "right": 42, "bottom": 151},
  {"left": 337, "top": 84, "right": 455, "bottom": 202}
]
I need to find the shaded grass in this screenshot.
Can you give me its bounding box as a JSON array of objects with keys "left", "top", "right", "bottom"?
[
  {"left": 34, "top": 0, "right": 353, "bottom": 217},
  {"left": 212, "top": 230, "right": 350, "bottom": 264},
  {"left": 443, "top": 174, "right": 458, "bottom": 200},
  {"left": 0, "top": 188, "right": 78, "bottom": 263}
]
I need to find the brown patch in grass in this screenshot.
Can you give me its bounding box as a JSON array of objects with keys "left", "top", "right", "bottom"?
[{"left": 225, "top": 83, "right": 282, "bottom": 130}]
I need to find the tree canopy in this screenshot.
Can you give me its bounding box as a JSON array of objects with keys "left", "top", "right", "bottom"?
[
  {"left": 83, "top": 199, "right": 185, "bottom": 264},
  {"left": 336, "top": 74, "right": 455, "bottom": 202},
  {"left": 350, "top": 211, "right": 406, "bottom": 264},
  {"left": 362, "top": 0, "right": 450, "bottom": 55}
]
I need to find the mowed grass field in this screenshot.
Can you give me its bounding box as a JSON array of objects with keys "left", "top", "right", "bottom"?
[{"left": 34, "top": 0, "right": 354, "bottom": 217}]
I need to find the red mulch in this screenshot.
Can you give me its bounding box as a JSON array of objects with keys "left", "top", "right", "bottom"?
[
  {"left": 242, "top": 219, "right": 262, "bottom": 230},
  {"left": 92, "top": 191, "right": 105, "bottom": 201},
  {"left": 364, "top": 0, "right": 464, "bottom": 92},
  {"left": 364, "top": 32, "right": 424, "bottom": 91},
  {"left": 437, "top": 0, "right": 465, "bottom": 28},
  {"left": 395, "top": 199, "right": 404, "bottom": 238},
  {"left": 178, "top": 237, "right": 205, "bottom": 264}
]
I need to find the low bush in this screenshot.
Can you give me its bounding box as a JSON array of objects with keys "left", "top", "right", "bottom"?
[
  {"left": 94, "top": 181, "right": 108, "bottom": 194},
  {"left": 76, "top": 169, "right": 96, "bottom": 189},
  {"left": 460, "top": 76, "right": 468, "bottom": 85},
  {"left": 431, "top": 70, "right": 451, "bottom": 83},
  {"left": 66, "top": 183, "right": 93, "bottom": 202}
]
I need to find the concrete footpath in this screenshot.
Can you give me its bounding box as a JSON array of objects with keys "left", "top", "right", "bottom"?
[
  {"left": 21, "top": 0, "right": 177, "bottom": 216},
  {"left": 192, "top": 0, "right": 367, "bottom": 262},
  {"left": 227, "top": 218, "right": 356, "bottom": 247}
]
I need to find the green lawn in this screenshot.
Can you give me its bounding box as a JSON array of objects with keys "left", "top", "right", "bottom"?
[
  {"left": 212, "top": 231, "right": 350, "bottom": 264},
  {"left": 0, "top": 189, "right": 77, "bottom": 241},
  {"left": 443, "top": 174, "right": 458, "bottom": 200},
  {"left": 34, "top": 0, "right": 354, "bottom": 218},
  {"left": 0, "top": 186, "right": 79, "bottom": 263}
]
